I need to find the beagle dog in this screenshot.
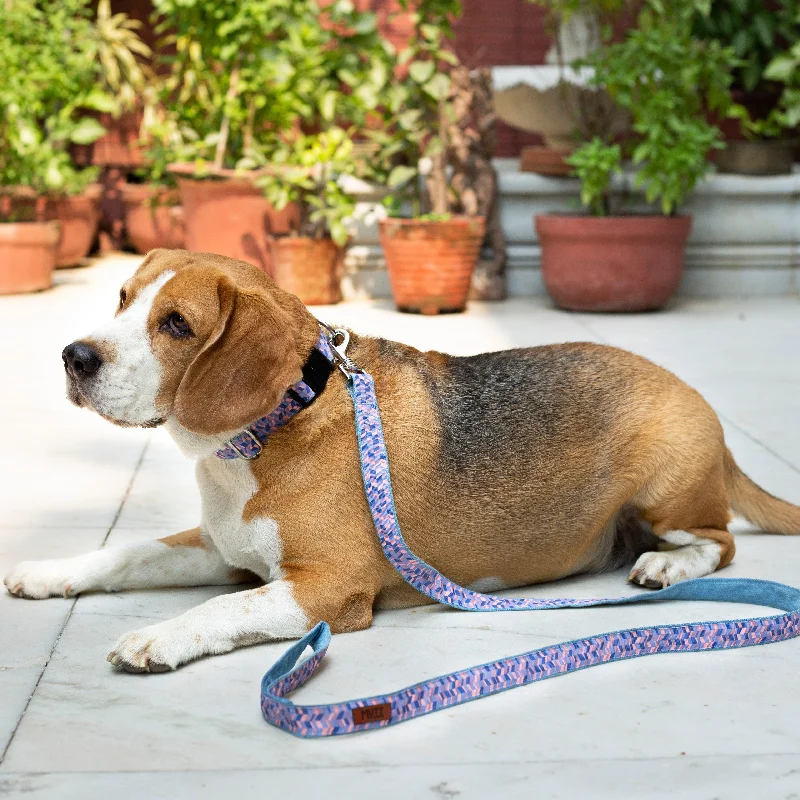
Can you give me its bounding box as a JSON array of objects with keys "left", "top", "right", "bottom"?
[{"left": 5, "top": 249, "right": 800, "bottom": 673}]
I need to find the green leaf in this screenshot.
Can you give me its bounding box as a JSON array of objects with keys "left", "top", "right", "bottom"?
[
  {"left": 81, "top": 89, "right": 118, "bottom": 114},
  {"left": 408, "top": 60, "right": 435, "bottom": 84},
  {"left": 753, "top": 13, "right": 774, "bottom": 49},
  {"left": 423, "top": 73, "right": 450, "bottom": 100},
  {"left": 320, "top": 91, "right": 337, "bottom": 122},
  {"left": 69, "top": 118, "right": 107, "bottom": 145},
  {"left": 387, "top": 165, "right": 417, "bottom": 187},
  {"left": 764, "top": 56, "right": 796, "bottom": 83}
]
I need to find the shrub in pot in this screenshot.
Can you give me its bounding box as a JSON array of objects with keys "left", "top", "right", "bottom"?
[
  {"left": 370, "top": 0, "right": 488, "bottom": 314},
  {"left": 0, "top": 0, "right": 112, "bottom": 291},
  {"left": 149, "top": 0, "right": 390, "bottom": 273},
  {"left": 694, "top": 0, "right": 800, "bottom": 175},
  {"left": 2, "top": 0, "right": 151, "bottom": 268},
  {"left": 254, "top": 129, "right": 357, "bottom": 305},
  {"left": 536, "top": 0, "right": 737, "bottom": 312},
  {"left": 122, "top": 116, "right": 186, "bottom": 253}
]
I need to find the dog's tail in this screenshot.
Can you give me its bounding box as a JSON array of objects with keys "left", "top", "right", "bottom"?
[{"left": 725, "top": 449, "right": 800, "bottom": 534}]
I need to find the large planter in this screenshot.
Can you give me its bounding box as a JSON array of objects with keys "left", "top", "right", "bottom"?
[
  {"left": 122, "top": 184, "right": 186, "bottom": 254},
  {"left": 177, "top": 178, "right": 298, "bottom": 275},
  {"left": 46, "top": 186, "right": 101, "bottom": 268},
  {"left": 0, "top": 221, "right": 59, "bottom": 295},
  {"left": 379, "top": 217, "right": 486, "bottom": 314},
  {"left": 269, "top": 236, "right": 344, "bottom": 305},
  {"left": 535, "top": 214, "right": 692, "bottom": 312}
]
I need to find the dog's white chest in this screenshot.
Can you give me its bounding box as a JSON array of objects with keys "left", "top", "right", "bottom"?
[{"left": 195, "top": 458, "right": 282, "bottom": 582}]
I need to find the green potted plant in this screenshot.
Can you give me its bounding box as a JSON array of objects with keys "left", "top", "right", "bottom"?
[
  {"left": 535, "top": 0, "right": 737, "bottom": 312},
  {"left": 695, "top": 0, "right": 800, "bottom": 175},
  {"left": 0, "top": 0, "right": 116, "bottom": 291},
  {"left": 372, "top": 0, "right": 487, "bottom": 315},
  {"left": 122, "top": 107, "right": 186, "bottom": 254},
  {"left": 252, "top": 128, "right": 357, "bottom": 305},
  {"left": 150, "top": 0, "right": 389, "bottom": 274},
  {"left": 36, "top": 0, "right": 151, "bottom": 267}
]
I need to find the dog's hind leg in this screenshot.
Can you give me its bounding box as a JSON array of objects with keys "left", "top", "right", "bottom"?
[
  {"left": 627, "top": 456, "right": 735, "bottom": 590},
  {"left": 3, "top": 528, "right": 251, "bottom": 599}
]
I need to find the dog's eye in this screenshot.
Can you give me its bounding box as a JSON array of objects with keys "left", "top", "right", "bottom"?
[
  {"left": 118, "top": 288, "right": 127, "bottom": 310},
  {"left": 161, "top": 312, "right": 193, "bottom": 339}
]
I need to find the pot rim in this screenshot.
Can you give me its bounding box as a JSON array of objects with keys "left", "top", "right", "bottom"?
[
  {"left": 536, "top": 213, "right": 691, "bottom": 221},
  {"left": 0, "top": 219, "right": 60, "bottom": 243},
  {"left": 380, "top": 214, "right": 485, "bottom": 225}
]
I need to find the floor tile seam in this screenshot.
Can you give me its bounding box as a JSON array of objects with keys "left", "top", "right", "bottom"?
[
  {"left": 101, "top": 437, "right": 151, "bottom": 548},
  {"left": 3, "top": 750, "right": 800, "bottom": 776},
  {"left": 0, "top": 437, "right": 150, "bottom": 766}
]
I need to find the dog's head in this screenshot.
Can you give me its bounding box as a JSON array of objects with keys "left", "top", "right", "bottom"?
[{"left": 63, "top": 249, "right": 316, "bottom": 436}]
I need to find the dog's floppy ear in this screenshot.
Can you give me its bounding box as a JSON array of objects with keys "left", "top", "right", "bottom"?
[{"left": 174, "top": 275, "right": 303, "bottom": 435}]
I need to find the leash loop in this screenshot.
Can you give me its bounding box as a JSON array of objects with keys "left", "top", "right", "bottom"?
[{"left": 260, "top": 369, "right": 800, "bottom": 737}]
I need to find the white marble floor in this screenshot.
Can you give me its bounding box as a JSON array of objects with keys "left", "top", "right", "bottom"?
[{"left": 2, "top": 255, "right": 800, "bottom": 799}]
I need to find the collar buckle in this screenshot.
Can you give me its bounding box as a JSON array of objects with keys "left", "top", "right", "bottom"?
[{"left": 228, "top": 428, "right": 263, "bottom": 460}]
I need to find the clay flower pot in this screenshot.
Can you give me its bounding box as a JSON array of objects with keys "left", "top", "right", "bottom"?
[
  {"left": 122, "top": 184, "right": 186, "bottom": 254},
  {"left": 178, "top": 178, "right": 299, "bottom": 275},
  {"left": 714, "top": 140, "right": 794, "bottom": 176},
  {"left": 535, "top": 214, "right": 692, "bottom": 312},
  {"left": 46, "top": 185, "right": 102, "bottom": 268},
  {"left": 0, "top": 221, "right": 59, "bottom": 295},
  {"left": 379, "top": 216, "right": 486, "bottom": 314},
  {"left": 269, "top": 236, "right": 344, "bottom": 305}
]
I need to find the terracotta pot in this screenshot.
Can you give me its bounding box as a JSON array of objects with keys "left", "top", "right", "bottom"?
[
  {"left": 536, "top": 214, "right": 691, "bottom": 312},
  {"left": 520, "top": 145, "right": 574, "bottom": 176},
  {"left": 269, "top": 236, "right": 344, "bottom": 305},
  {"left": 0, "top": 221, "right": 59, "bottom": 295},
  {"left": 379, "top": 217, "right": 486, "bottom": 314},
  {"left": 45, "top": 186, "right": 101, "bottom": 268},
  {"left": 122, "top": 184, "right": 186, "bottom": 254},
  {"left": 714, "top": 140, "right": 794, "bottom": 176},
  {"left": 178, "top": 178, "right": 299, "bottom": 275}
]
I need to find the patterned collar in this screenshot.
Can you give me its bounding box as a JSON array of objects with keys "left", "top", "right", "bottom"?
[{"left": 215, "top": 330, "right": 336, "bottom": 460}]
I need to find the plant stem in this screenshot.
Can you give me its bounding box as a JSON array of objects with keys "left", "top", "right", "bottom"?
[{"left": 214, "top": 69, "right": 240, "bottom": 171}]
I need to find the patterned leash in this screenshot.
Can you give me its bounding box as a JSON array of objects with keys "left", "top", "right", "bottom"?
[{"left": 261, "top": 368, "right": 800, "bottom": 738}]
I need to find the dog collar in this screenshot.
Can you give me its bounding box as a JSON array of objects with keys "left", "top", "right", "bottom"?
[{"left": 215, "top": 328, "right": 339, "bottom": 460}]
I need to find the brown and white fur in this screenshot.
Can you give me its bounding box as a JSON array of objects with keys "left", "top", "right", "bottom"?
[{"left": 6, "top": 249, "right": 800, "bottom": 674}]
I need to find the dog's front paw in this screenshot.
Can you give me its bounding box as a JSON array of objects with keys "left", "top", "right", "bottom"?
[
  {"left": 108, "top": 621, "right": 211, "bottom": 674},
  {"left": 4, "top": 560, "right": 83, "bottom": 599}
]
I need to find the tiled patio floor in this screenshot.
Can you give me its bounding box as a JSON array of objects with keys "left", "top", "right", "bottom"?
[{"left": 2, "top": 255, "right": 800, "bottom": 798}]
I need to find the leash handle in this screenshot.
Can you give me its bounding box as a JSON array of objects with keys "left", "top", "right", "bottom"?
[{"left": 261, "top": 371, "right": 800, "bottom": 737}]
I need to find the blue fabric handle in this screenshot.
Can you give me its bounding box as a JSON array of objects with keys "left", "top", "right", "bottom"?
[{"left": 260, "top": 371, "right": 800, "bottom": 737}]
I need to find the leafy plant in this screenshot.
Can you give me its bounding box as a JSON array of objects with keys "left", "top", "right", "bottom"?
[
  {"left": 0, "top": 0, "right": 150, "bottom": 200},
  {"left": 252, "top": 128, "right": 357, "bottom": 246},
  {"left": 565, "top": 138, "right": 621, "bottom": 216},
  {"left": 149, "top": 0, "right": 392, "bottom": 174},
  {"left": 760, "top": 39, "right": 800, "bottom": 135},
  {"left": 693, "top": 0, "right": 800, "bottom": 139},
  {"left": 571, "top": 0, "right": 736, "bottom": 216},
  {"left": 367, "top": 0, "right": 463, "bottom": 217}
]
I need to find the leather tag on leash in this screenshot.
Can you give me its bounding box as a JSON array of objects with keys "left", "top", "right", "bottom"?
[{"left": 352, "top": 703, "right": 392, "bottom": 725}]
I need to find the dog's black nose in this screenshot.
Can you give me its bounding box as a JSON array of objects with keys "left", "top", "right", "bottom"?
[{"left": 62, "top": 342, "right": 103, "bottom": 379}]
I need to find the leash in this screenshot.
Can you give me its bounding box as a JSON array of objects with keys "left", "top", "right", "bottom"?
[{"left": 259, "top": 335, "right": 800, "bottom": 738}]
